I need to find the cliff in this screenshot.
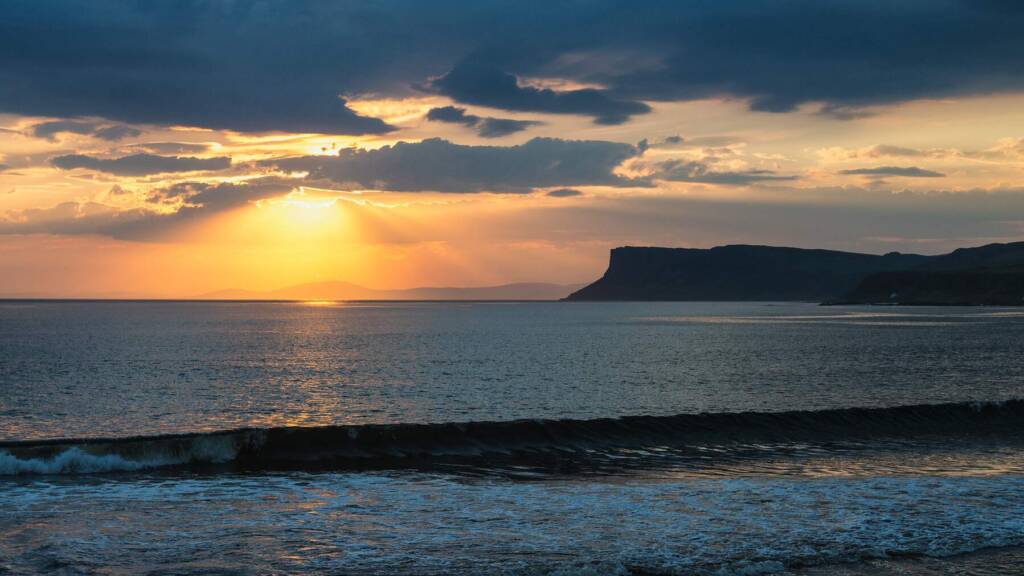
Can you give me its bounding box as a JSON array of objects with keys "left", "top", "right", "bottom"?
[
  {"left": 837, "top": 268, "right": 1024, "bottom": 305},
  {"left": 565, "top": 245, "right": 926, "bottom": 301},
  {"left": 838, "top": 242, "right": 1024, "bottom": 305},
  {"left": 566, "top": 242, "right": 1024, "bottom": 304}
]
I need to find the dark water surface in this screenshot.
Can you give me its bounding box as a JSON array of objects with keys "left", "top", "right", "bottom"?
[
  {"left": 3, "top": 301, "right": 1024, "bottom": 439},
  {"left": 1, "top": 302, "right": 1023, "bottom": 574}
]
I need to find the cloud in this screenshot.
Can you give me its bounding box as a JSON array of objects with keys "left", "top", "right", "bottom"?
[
  {"left": 476, "top": 118, "right": 540, "bottom": 138},
  {"left": 645, "top": 135, "right": 747, "bottom": 152},
  {"left": 596, "top": 2, "right": 1024, "bottom": 115},
  {"left": 839, "top": 166, "right": 945, "bottom": 178},
  {"left": 978, "top": 137, "right": 1024, "bottom": 160},
  {"left": 4, "top": 2, "right": 1024, "bottom": 134},
  {"left": 51, "top": 153, "right": 231, "bottom": 176},
  {"left": 0, "top": 178, "right": 296, "bottom": 240},
  {"left": 0, "top": 3, "right": 409, "bottom": 134},
  {"left": 145, "top": 178, "right": 294, "bottom": 213},
  {"left": 0, "top": 164, "right": 9, "bottom": 172},
  {"left": 425, "top": 106, "right": 476, "bottom": 125},
  {"left": 817, "top": 104, "right": 877, "bottom": 121},
  {"left": 267, "top": 137, "right": 645, "bottom": 193},
  {"left": 430, "top": 63, "right": 650, "bottom": 125},
  {"left": 29, "top": 120, "right": 142, "bottom": 141},
  {"left": 821, "top": 145, "right": 961, "bottom": 161},
  {"left": 8, "top": 182, "right": 1024, "bottom": 256},
  {"left": 424, "top": 3, "right": 1024, "bottom": 119},
  {"left": 29, "top": 120, "right": 97, "bottom": 140},
  {"left": 92, "top": 125, "right": 143, "bottom": 141},
  {"left": 127, "top": 142, "right": 212, "bottom": 154},
  {"left": 654, "top": 160, "right": 796, "bottom": 185},
  {"left": 425, "top": 106, "right": 540, "bottom": 138},
  {"left": 546, "top": 188, "right": 583, "bottom": 197},
  {"left": 864, "top": 145, "right": 931, "bottom": 158}
]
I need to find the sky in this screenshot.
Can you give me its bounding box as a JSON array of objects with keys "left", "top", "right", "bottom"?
[{"left": 2, "top": 0, "right": 1024, "bottom": 297}]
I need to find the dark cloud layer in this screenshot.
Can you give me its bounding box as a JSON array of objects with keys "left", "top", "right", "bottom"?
[
  {"left": 29, "top": 120, "right": 141, "bottom": 141},
  {"left": 476, "top": 118, "right": 538, "bottom": 138},
  {"left": 51, "top": 153, "right": 231, "bottom": 176},
  {"left": 840, "top": 166, "right": 946, "bottom": 178},
  {"left": 92, "top": 125, "right": 143, "bottom": 141},
  {"left": 546, "top": 188, "right": 583, "bottom": 197},
  {"left": 425, "top": 106, "right": 540, "bottom": 138},
  {"left": 267, "top": 137, "right": 644, "bottom": 192},
  {"left": 430, "top": 64, "right": 651, "bottom": 125},
  {"left": 145, "top": 178, "right": 293, "bottom": 213},
  {"left": 1, "top": 3, "right": 401, "bottom": 134},
  {"left": 3, "top": 2, "right": 1023, "bottom": 133}
]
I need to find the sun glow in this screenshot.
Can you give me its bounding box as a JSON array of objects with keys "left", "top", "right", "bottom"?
[
  {"left": 347, "top": 96, "right": 446, "bottom": 124},
  {"left": 256, "top": 190, "right": 343, "bottom": 229},
  {"left": 276, "top": 194, "right": 338, "bottom": 211}
]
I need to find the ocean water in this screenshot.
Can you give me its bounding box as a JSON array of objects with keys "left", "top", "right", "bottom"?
[{"left": 1, "top": 301, "right": 1024, "bottom": 575}]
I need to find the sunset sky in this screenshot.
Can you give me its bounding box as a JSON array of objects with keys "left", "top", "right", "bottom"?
[{"left": 3, "top": 1, "right": 1024, "bottom": 297}]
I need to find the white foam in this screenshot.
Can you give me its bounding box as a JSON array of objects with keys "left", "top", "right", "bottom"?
[
  {"left": 0, "top": 448, "right": 168, "bottom": 475},
  {"left": 0, "top": 435, "right": 240, "bottom": 475},
  {"left": 3, "top": 472, "right": 1024, "bottom": 573}
]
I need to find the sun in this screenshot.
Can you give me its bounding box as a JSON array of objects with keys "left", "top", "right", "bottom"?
[
  {"left": 282, "top": 196, "right": 336, "bottom": 212},
  {"left": 265, "top": 190, "right": 341, "bottom": 228}
]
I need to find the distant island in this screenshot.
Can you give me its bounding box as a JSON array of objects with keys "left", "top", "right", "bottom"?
[
  {"left": 202, "top": 281, "right": 583, "bottom": 301},
  {"left": 566, "top": 242, "right": 1024, "bottom": 305}
]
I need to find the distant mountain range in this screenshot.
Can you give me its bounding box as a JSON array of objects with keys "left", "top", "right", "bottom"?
[
  {"left": 200, "top": 281, "right": 584, "bottom": 301},
  {"left": 566, "top": 242, "right": 1024, "bottom": 305}
]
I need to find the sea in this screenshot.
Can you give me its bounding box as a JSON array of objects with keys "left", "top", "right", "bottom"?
[{"left": 1, "top": 301, "right": 1024, "bottom": 575}]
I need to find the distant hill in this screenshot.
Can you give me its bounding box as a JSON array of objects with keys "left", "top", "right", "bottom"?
[
  {"left": 200, "top": 281, "right": 584, "bottom": 301},
  {"left": 565, "top": 245, "right": 927, "bottom": 301},
  {"left": 917, "top": 242, "right": 1024, "bottom": 271},
  {"left": 838, "top": 242, "right": 1024, "bottom": 305},
  {"left": 837, "top": 269, "right": 1024, "bottom": 306},
  {"left": 566, "top": 242, "right": 1024, "bottom": 304}
]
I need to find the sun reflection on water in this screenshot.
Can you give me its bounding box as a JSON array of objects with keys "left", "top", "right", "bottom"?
[{"left": 300, "top": 300, "right": 340, "bottom": 307}]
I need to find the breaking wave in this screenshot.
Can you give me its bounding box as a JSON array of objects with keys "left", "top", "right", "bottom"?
[{"left": 2, "top": 399, "right": 1022, "bottom": 476}]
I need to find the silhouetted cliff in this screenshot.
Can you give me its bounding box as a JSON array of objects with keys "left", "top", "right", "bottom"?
[
  {"left": 837, "top": 269, "right": 1024, "bottom": 305},
  {"left": 565, "top": 245, "right": 926, "bottom": 301},
  {"left": 838, "top": 242, "right": 1024, "bottom": 305},
  {"left": 567, "top": 242, "right": 1024, "bottom": 304}
]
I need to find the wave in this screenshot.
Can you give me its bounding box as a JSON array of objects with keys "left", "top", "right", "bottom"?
[
  {"left": 2, "top": 400, "right": 1023, "bottom": 476},
  {"left": 0, "top": 434, "right": 240, "bottom": 475}
]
